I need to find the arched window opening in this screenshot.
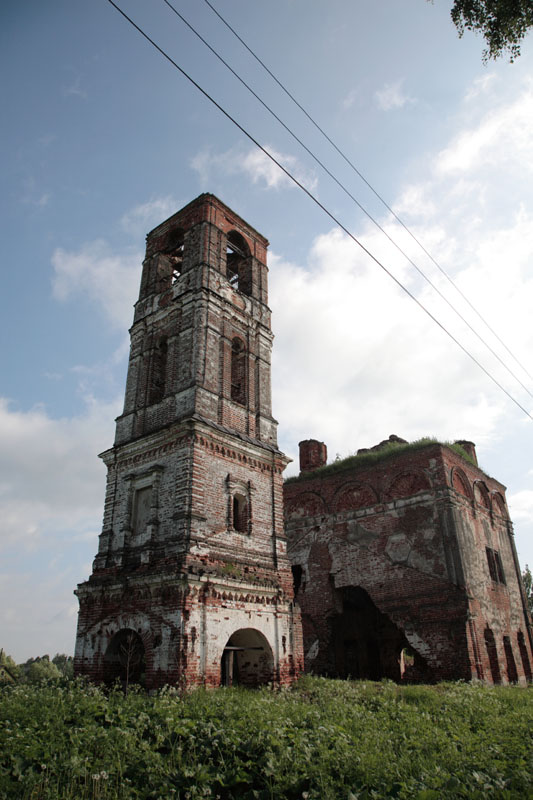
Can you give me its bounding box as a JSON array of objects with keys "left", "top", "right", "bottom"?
[
  {"left": 226, "top": 231, "right": 251, "bottom": 295},
  {"left": 149, "top": 338, "right": 168, "bottom": 404},
  {"left": 171, "top": 242, "right": 184, "bottom": 283},
  {"left": 400, "top": 647, "right": 415, "bottom": 676},
  {"left": 517, "top": 632, "right": 532, "bottom": 682},
  {"left": 156, "top": 229, "right": 184, "bottom": 290},
  {"left": 291, "top": 564, "right": 303, "bottom": 596},
  {"left": 233, "top": 492, "right": 249, "bottom": 533},
  {"left": 231, "top": 337, "right": 246, "bottom": 405},
  {"left": 165, "top": 229, "right": 184, "bottom": 284},
  {"left": 484, "top": 627, "right": 501, "bottom": 684},
  {"left": 503, "top": 636, "right": 518, "bottom": 683}
]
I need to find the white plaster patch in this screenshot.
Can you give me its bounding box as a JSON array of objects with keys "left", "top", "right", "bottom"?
[{"left": 306, "top": 638, "right": 319, "bottom": 661}]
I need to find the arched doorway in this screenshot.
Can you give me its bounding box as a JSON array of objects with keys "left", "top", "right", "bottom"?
[
  {"left": 220, "top": 629, "right": 274, "bottom": 687},
  {"left": 104, "top": 629, "right": 146, "bottom": 689}
]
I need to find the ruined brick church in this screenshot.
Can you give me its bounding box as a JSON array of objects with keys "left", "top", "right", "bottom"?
[{"left": 74, "top": 194, "right": 532, "bottom": 687}]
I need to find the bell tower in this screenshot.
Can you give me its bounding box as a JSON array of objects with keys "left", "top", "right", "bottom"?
[{"left": 74, "top": 194, "right": 303, "bottom": 689}]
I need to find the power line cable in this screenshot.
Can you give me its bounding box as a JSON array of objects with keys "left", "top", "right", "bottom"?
[
  {"left": 105, "top": 0, "right": 533, "bottom": 423},
  {"left": 201, "top": 0, "right": 533, "bottom": 384},
  {"left": 160, "top": 0, "right": 533, "bottom": 402}
]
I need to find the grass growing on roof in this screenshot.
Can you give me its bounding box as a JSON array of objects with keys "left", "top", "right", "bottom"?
[{"left": 285, "top": 437, "right": 478, "bottom": 484}]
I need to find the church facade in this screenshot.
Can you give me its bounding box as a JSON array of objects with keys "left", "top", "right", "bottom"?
[
  {"left": 74, "top": 194, "right": 532, "bottom": 687},
  {"left": 74, "top": 194, "right": 303, "bottom": 689},
  {"left": 285, "top": 437, "right": 533, "bottom": 684}
]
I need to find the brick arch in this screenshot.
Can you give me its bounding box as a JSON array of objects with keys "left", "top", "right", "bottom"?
[
  {"left": 491, "top": 492, "right": 508, "bottom": 519},
  {"left": 284, "top": 491, "right": 328, "bottom": 520},
  {"left": 384, "top": 471, "right": 430, "bottom": 501},
  {"left": 451, "top": 467, "right": 472, "bottom": 499},
  {"left": 332, "top": 482, "right": 378, "bottom": 513},
  {"left": 474, "top": 480, "right": 491, "bottom": 510},
  {"left": 220, "top": 628, "right": 274, "bottom": 687},
  {"left": 96, "top": 612, "right": 158, "bottom": 688}
]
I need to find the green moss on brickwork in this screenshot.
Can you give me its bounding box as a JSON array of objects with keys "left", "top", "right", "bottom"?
[{"left": 285, "top": 437, "right": 477, "bottom": 484}]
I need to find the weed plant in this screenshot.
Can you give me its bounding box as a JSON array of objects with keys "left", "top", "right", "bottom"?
[
  {"left": 284, "top": 438, "right": 479, "bottom": 484},
  {"left": 1, "top": 676, "right": 532, "bottom": 799}
]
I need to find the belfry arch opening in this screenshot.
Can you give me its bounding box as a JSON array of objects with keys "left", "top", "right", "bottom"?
[
  {"left": 220, "top": 628, "right": 274, "bottom": 687},
  {"left": 164, "top": 228, "right": 184, "bottom": 284},
  {"left": 332, "top": 586, "right": 429, "bottom": 682},
  {"left": 226, "top": 231, "right": 252, "bottom": 295},
  {"left": 103, "top": 629, "right": 146, "bottom": 689}
]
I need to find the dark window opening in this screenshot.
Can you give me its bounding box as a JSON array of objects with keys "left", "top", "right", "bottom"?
[
  {"left": 231, "top": 337, "right": 246, "bottom": 405},
  {"left": 503, "top": 636, "right": 518, "bottom": 683},
  {"left": 149, "top": 338, "right": 168, "bottom": 404},
  {"left": 517, "top": 632, "right": 532, "bottom": 682},
  {"left": 226, "top": 231, "right": 252, "bottom": 295},
  {"left": 484, "top": 627, "right": 501, "bottom": 684},
  {"left": 486, "top": 547, "right": 506, "bottom": 584},
  {"left": 233, "top": 493, "right": 249, "bottom": 533},
  {"left": 291, "top": 564, "right": 303, "bottom": 595}
]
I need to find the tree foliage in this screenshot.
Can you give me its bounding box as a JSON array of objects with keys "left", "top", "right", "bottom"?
[
  {"left": 52, "top": 653, "right": 74, "bottom": 679},
  {"left": 450, "top": 0, "right": 533, "bottom": 61},
  {"left": 0, "top": 650, "right": 19, "bottom": 682},
  {"left": 23, "top": 655, "right": 62, "bottom": 683},
  {"left": 523, "top": 564, "right": 533, "bottom": 613}
]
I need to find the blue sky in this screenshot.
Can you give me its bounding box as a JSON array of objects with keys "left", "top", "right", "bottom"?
[{"left": 2, "top": 0, "right": 533, "bottom": 661}]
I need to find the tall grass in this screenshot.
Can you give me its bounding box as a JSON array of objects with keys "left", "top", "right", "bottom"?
[{"left": 1, "top": 676, "right": 532, "bottom": 799}]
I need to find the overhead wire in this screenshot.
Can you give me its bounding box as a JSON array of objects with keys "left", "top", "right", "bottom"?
[
  {"left": 160, "top": 0, "right": 533, "bottom": 402},
  {"left": 104, "top": 0, "right": 533, "bottom": 423},
  {"left": 201, "top": 0, "right": 533, "bottom": 384}
]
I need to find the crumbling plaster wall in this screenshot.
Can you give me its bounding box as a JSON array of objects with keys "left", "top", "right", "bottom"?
[{"left": 284, "top": 441, "right": 533, "bottom": 683}]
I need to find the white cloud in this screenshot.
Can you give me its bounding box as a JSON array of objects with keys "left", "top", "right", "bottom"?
[
  {"left": 0, "top": 395, "right": 120, "bottom": 659},
  {"left": 271, "top": 75, "right": 533, "bottom": 486},
  {"left": 375, "top": 79, "right": 415, "bottom": 111},
  {"left": 342, "top": 88, "right": 358, "bottom": 110},
  {"left": 271, "top": 226, "right": 508, "bottom": 474},
  {"left": 63, "top": 73, "right": 87, "bottom": 99},
  {"left": 120, "top": 196, "right": 178, "bottom": 237},
  {"left": 52, "top": 239, "right": 141, "bottom": 330},
  {"left": 508, "top": 489, "right": 533, "bottom": 525},
  {"left": 436, "top": 87, "right": 533, "bottom": 175},
  {"left": 0, "top": 395, "right": 117, "bottom": 551},
  {"left": 464, "top": 73, "right": 497, "bottom": 102},
  {"left": 53, "top": 195, "right": 185, "bottom": 329},
  {"left": 20, "top": 175, "right": 51, "bottom": 208},
  {"left": 191, "top": 144, "right": 318, "bottom": 193}
]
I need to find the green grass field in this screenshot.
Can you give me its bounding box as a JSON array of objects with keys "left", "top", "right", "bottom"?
[{"left": 1, "top": 676, "right": 532, "bottom": 799}]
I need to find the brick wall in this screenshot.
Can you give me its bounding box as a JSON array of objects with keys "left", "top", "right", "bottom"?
[{"left": 284, "top": 440, "right": 533, "bottom": 684}]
